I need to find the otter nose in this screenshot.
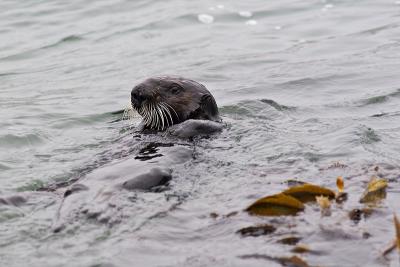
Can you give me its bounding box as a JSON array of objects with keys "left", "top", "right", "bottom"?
[{"left": 131, "top": 88, "right": 144, "bottom": 107}]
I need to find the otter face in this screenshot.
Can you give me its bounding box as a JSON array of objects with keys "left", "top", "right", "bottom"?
[{"left": 131, "top": 76, "right": 219, "bottom": 130}]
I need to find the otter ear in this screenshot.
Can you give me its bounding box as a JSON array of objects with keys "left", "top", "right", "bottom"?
[{"left": 200, "top": 94, "right": 221, "bottom": 122}]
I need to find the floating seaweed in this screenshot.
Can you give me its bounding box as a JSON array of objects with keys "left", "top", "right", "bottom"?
[
  {"left": 382, "top": 214, "right": 400, "bottom": 257},
  {"left": 291, "top": 244, "right": 326, "bottom": 255},
  {"left": 282, "top": 184, "right": 335, "bottom": 203},
  {"left": 394, "top": 213, "right": 400, "bottom": 251},
  {"left": 277, "top": 236, "right": 302, "bottom": 245},
  {"left": 348, "top": 208, "right": 374, "bottom": 223},
  {"left": 291, "top": 244, "right": 311, "bottom": 254},
  {"left": 316, "top": 195, "right": 331, "bottom": 216},
  {"left": 335, "top": 176, "right": 348, "bottom": 203},
  {"left": 359, "top": 177, "right": 388, "bottom": 203},
  {"left": 336, "top": 176, "right": 344, "bottom": 193},
  {"left": 246, "top": 183, "right": 336, "bottom": 216},
  {"left": 246, "top": 193, "right": 305, "bottom": 216},
  {"left": 239, "top": 254, "right": 310, "bottom": 267},
  {"left": 237, "top": 224, "right": 277, "bottom": 237}
]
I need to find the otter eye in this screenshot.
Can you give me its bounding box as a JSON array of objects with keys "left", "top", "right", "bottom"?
[{"left": 169, "top": 84, "right": 181, "bottom": 94}]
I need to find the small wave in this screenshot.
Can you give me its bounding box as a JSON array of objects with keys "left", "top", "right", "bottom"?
[
  {"left": 220, "top": 99, "right": 295, "bottom": 120},
  {"left": 277, "top": 77, "right": 325, "bottom": 88},
  {"left": 371, "top": 111, "right": 400, "bottom": 118},
  {"left": 49, "top": 109, "right": 141, "bottom": 129},
  {"left": 95, "top": 14, "right": 199, "bottom": 42},
  {"left": 1, "top": 34, "right": 83, "bottom": 61},
  {"left": 0, "top": 163, "right": 12, "bottom": 170},
  {"left": 41, "top": 34, "right": 83, "bottom": 49},
  {"left": 16, "top": 180, "right": 46, "bottom": 192},
  {"left": 352, "top": 22, "right": 399, "bottom": 36},
  {"left": 359, "top": 88, "right": 400, "bottom": 106},
  {"left": 59, "top": 35, "right": 82, "bottom": 43},
  {"left": 259, "top": 99, "right": 295, "bottom": 111},
  {"left": 0, "top": 72, "right": 23, "bottom": 77},
  {"left": 51, "top": 111, "right": 121, "bottom": 129},
  {"left": 0, "top": 133, "right": 45, "bottom": 148}
]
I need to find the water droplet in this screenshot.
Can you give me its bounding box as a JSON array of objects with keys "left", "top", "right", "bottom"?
[
  {"left": 245, "top": 20, "right": 257, "bottom": 26},
  {"left": 198, "top": 14, "right": 214, "bottom": 24},
  {"left": 239, "top": 11, "right": 253, "bottom": 18},
  {"left": 217, "top": 4, "right": 224, "bottom": 9},
  {"left": 325, "top": 4, "right": 334, "bottom": 8},
  {"left": 274, "top": 26, "right": 282, "bottom": 30}
]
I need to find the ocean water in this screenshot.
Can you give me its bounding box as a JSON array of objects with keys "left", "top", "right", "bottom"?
[{"left": 1, "top": 0, "right": 400, "bottom": 266}]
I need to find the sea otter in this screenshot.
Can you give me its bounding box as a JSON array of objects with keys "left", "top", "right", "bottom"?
[{"left": 46, "top": 77, "right": 225, "bottom": 231}]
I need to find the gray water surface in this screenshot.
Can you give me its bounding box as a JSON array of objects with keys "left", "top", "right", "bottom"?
[{"left": 1, "top": 0, "right": 400, "bottom": 266}]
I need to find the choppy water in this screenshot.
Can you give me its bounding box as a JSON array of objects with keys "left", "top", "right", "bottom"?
[{"left": 2, "top": 0, "right": 400, "bottom": 266}]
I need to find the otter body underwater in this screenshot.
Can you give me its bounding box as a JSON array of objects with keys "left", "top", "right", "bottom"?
[{"left": 49, "top": 76, "right": 224, "bottom": 231}]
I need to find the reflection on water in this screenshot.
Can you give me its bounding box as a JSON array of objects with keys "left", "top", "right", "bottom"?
[{"left": 1, "top": 0, "right": 400, "bottom": 266}]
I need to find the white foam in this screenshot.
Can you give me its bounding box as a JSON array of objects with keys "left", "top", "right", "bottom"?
[
  {"left": 245, "top": 20, "right": 257, "bottom": 26},
  {"left": 198, "top": 14, "right": 214, "bottom": 24},
  {"left": 239, "top": 11, "right": 253, "bottom": 18}
]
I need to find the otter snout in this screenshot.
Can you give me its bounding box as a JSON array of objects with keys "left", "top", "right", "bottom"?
[{"left": 131, "top": 86, "right": 147, "bottom": 108}]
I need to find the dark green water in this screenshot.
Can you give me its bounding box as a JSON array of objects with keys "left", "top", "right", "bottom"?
[{"left": 1, "top": 0, "right": 400, "bottom": 266}]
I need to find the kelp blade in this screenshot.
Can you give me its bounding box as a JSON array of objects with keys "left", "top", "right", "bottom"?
[
  {"left": 336, "top": 176, "right": 344, "bottom": 193},
  {"left": 282, "top": 184, "right": 335, "bottom": 203},
  {"left": 359, "top": 177, "right": 388, "bottom": 203},
  {"left": 246, "top": 193, "right": 305, "bottom": 216}
]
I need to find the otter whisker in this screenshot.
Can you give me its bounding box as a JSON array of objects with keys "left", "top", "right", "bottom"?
[
  {"left": 159, "top": 103, "right": 168, "bottom": 128},
  {"left": 164, "top": 102, "right": 179, "bottom": 121},
  {"left": 144, "top": 104, "right": 152, "bottom": 127},
  {"left": 161, "top": 106, "right": 167, "bottom": 129},
  {"left": 137, "top": 102, "right": 165, "bottom": 130},
  {"left": 138, "top": 106, "right": 144, "bottom": 120},
  {"left": 148, "top": 102, "right": 154, "bottom": 128},
  {"left": 152, "top": 102, "right": 159, "bottom": 129},
  {"left": 153, "top": 103, "right": 158, "bottom": 129},
  {"left": 163, "top": 102, "right": 174, "bottom": 127},
  {"left": 141, "top": 105, "right": 149, "bottom": 125},
  {"left": 147, "top": 104, "right": 153, "bottom": 128},
  {"left": 156, "top": 104, "right": 165, "bottom": 130},
  {"left": 153, "top": 103, "right": 159, "bottom": 129},
  {"left": 160, "top": 103, "right": 173, "bottom": 128},
  {"left": 165, "top": 104, "right": 173, "bottom": 127}
]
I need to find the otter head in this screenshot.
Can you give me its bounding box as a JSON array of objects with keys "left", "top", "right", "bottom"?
[{"left": 131, "top": 76, "right": 220, "bottom": 130}]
